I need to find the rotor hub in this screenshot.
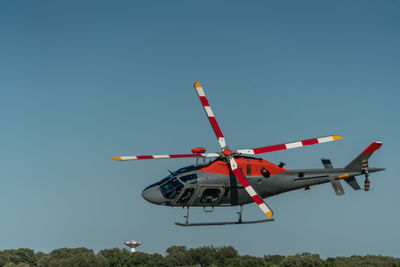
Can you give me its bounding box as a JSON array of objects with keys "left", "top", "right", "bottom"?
[{"left": 223, "top": 149, "right": 233, "bottom": 156}]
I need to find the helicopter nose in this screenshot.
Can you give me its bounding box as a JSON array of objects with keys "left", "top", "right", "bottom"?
[{"left": 141, "top": 185, "right": 167, "bottom": 205}]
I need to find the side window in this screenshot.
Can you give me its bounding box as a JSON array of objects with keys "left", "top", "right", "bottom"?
[
  {"left": 200, "top": 188, "right": 222, "bottom": 205},
  {"left": 246, "top": 165, "right": 252, "bottom": 175},
  {"left": 176, "top": 187, "right": 196, "bottom": 205},
  {"left": 180, "top": 173, "right": 197, "bottom": 184}
]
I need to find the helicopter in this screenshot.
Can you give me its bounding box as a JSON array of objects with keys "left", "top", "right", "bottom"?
[{"left": 112, "top": 81, "right": 384, "bottom": 226}]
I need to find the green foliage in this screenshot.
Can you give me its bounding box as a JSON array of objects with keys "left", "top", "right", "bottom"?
[
  {"left": 281, "top": 253, "right": 323, "bottom": 267},
  {"left": 37, "top": 248, "right": 105, "bottom": 267},
  {"left": 0, "top": 249, "right": 36, "bottom": 267},
  {"left": 165, "top": 245, "right": 239, "bottom": 267},
  {"left": 264, "top": 254, "right": 285, "bottom": 265},
  {"left": 98, "top": 248, "right": 130, "bottom": 267},
  {"left": 99, "top": 248, "right": 169, "bottom": 267},
  {"left": 214, "top": 246, "right": 238, "bottom": 266},
  {"left": 0, "top": 246, "right": 400, "bottom": 267},
  {"left": 165, "top": 246, "right": 193, "bottom": 266},
  {"left": 225, "top": 255, "right": 267, "bottom": 267},
  {"left": 325, "top": 255, "right": 400, "bottom": 267},
  {"left": 3, "top": 263, "right": 30, "bottom": 267}
]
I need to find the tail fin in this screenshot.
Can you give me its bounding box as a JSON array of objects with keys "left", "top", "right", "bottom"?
[
  {"left": 321, "top": 158, "right": 333, "bottom": 169},
  {"left": 345, "top": 142, "right": 382, "bottom": 171}
]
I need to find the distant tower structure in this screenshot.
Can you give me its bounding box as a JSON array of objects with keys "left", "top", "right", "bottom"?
[{"left": 124, "top": 240, "right": 142, "bottom": 253}]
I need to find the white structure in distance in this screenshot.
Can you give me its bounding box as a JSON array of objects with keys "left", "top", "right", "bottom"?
[{"left": 124, "top": 240, "right": 142, "bottom": 253}]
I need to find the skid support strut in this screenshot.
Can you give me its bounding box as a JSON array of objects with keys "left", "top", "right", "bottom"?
[
  {"left": 237, "top": 205, "right": 243, "bottom": 223},
  {"left": 184, "top": 207, "right": 190, "bottom": 225}
]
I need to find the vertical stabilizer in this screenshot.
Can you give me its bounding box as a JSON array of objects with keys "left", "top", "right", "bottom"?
[
  {"left": 321, "top": 158, "right": 333, "bottom": 169},
  {"left": 345, "top": 142, "right": 382, "bottom": 171}
]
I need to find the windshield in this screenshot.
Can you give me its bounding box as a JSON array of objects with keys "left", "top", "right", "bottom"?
[
  {"left": 144, "top": 165, "right": 203, "bottom": 192},
  {"left": 180, "top": 173, "right": 197, "bottom": 184},
  {"left": 160, "top": 178, "right": 184, "bottom": 199},
  {"left": 143, "top": 173, "right": 174, "bottom": 191}
]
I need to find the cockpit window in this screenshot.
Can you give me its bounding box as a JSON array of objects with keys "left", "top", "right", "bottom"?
[
  {"left": 174, "top": 165, "right": 204, "bottom": 174},
  {"left": 143, "top": 173, "right": 174, "bottom": 191},
  {"left": 176, "top": 187, "right": 196, "bottom": 205},
  {"left": 180, "top": 173, "right": 197, "bottom": 184},
  {"left": 160, "top": 178, "right": 184, "bottom": 199}
]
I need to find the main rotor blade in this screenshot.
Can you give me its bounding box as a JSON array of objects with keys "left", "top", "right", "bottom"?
[
  {"left": 112, "top": 152, "right": 219, "bottom": 161},
  {"left": 236, "top": 135, "right": 343, "bottom": 155},
  {"left": 229, "top": 157, "right": 273, "bottom": 218},
  {"left": 194, "top": 81, "right": 227, "bottom": 150}
]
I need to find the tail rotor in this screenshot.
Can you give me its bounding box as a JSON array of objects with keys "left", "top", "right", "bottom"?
[
  {"left": 363, "top": 158, "right": 370, "bottom": 191},
  {"left": 344, "top": 141, "right": 383, "bottom": 192}
]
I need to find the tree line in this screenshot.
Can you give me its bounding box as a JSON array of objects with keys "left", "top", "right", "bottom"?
[{"left": 0, "top": 246, "right": 399, "bottom": 267}]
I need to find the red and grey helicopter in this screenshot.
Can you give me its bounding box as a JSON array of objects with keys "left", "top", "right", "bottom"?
[{"left": 112, "top": 81, "right": 384, "bottom": 226}]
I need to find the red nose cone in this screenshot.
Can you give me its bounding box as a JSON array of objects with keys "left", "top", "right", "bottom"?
[
  {"left": 223, "top": 149, "right": 233, "bottom": 156},
  {"left": 192, "top": 147, "right": 206, "bottom": 153}
]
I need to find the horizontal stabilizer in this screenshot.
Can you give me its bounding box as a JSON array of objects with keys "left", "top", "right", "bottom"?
[
  {"left": 330, "top": 180, "right": 345, "bottom": 196},
  {"left": 344, "top": 176, "right": 361, "bottom": 190}
]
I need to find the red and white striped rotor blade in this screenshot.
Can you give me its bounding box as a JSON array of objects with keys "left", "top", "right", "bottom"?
[
  {"left": 229, "top": 157, "right": 273, "bottom": 218},
  {"left": 236, "top": 135, "right": 343, "bottom": 155},
  {"left": 112, "top": 152, "right": 219, "bottom": 161},
  {"left": 194, "top": 81, "right": 227, "bottom": 150}
]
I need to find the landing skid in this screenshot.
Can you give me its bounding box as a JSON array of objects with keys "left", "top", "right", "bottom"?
[
  {"left": 175, "top": 218, "right": 274, "bottom": 227},
  {"left": 175, "top": 205, "right": 275, "bottom": 227}
]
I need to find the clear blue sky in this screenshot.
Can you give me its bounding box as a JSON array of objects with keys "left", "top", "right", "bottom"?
[{"left": 1, "top": 0, "right": 399, "bottom": 258}]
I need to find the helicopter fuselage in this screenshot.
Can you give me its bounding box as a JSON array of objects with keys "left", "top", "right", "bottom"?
[{"left": 141, "top": 157, "right": 383, "bottom": 207}]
